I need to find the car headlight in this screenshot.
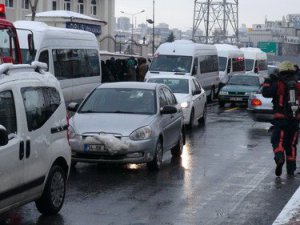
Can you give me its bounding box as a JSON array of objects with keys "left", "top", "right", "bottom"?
[
  {"left": 219, "top": 91, "right": 229, "bottom": 95},
  {"left": 181, "top": 101, "right": 190, "bottom": 108},
  {"left": 129, "top": 126, "right": 152, "bottom": 140}
]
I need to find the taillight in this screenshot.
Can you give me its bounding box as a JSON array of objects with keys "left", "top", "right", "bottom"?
[
  {"left": 0, "top": 4, "right": 6, "bottom": 19},
  {"left": 66, "top": 113, "right": 70, "bottom": 146},
  {"left": 251, "top": 98, "right": 262, "bottom": 106}
]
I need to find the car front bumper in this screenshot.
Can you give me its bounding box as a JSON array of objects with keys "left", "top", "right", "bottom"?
[
  {"left": 247, "top": 108, "right": 273, "bottom": 123},
  {"left": 70, "top": 136, "right": 159, "bottom": 164}
]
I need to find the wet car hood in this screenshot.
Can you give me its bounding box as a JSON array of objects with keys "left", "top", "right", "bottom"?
[
  {"left": 222, "top": 85, "right": 259, "bottom": 93},
  {"left": 70, "top": 113, "right": 156, "bottom": 136}
]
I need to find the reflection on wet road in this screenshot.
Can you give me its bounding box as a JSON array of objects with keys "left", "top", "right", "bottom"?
[{"left": 2, "top": 103, "right": 300, "bottom": 225}]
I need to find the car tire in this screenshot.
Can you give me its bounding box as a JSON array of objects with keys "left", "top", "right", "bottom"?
[
  {"left": 35, "top": 165, "right": 66, "bottom": 215},
  {"left": 187, "top": 109, "right": 194, "bottom": 129},
  {"left": 147, "top": 140, "right": 163, "bottom": 171},
  {"left": 198, "top": 104, "right": 207, "bottom": 126},
  {"left": 171, "top": 130, "right": 183, "bottom": 157},
  {"left": 219, "top": 100, "right": 225, "bottom": 107}
]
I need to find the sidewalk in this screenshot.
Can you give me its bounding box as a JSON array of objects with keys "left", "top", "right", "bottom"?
[{"left": 273, "top": 183, "right": 300, "bottom": 225}]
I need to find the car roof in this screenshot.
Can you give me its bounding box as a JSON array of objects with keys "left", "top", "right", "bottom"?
[
  {"left": 232, "top": 73, "right": 260, "bottom": 77},
  {"left": 147, "top": 75, "right": 194, "bottom": 80},
  {"left": 0, "top": 63, "right": 60, "bottom": 88},
  {"left": 98, "top": 81, "right": 163, "bottom": 90}
]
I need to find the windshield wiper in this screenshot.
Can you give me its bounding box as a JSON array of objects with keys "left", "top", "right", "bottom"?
[
  {"left": 79, "top": 110, "right": 99, "bottom": 113},
  {"left": 110, "top": 110, "right": 137, "bottom": 114}
]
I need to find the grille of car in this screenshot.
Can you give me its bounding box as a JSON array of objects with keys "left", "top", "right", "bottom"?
[
  {"left": 75, "top": 152, "right": 127, "bottom": 160},
  {"left": 82, "top": 133, "right": 122, "bottom": 139},
  {"left": 228, "top": 92, "right": 245, "bottom": 95}
]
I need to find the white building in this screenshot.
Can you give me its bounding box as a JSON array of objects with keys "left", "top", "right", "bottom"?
[{"left": 2, "top": 0, "right": 115, "bottom": 51}]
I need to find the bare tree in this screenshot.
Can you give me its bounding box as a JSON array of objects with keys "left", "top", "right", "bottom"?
[{"left": 29, "top": 0, "right": 39, "bottom": 21}]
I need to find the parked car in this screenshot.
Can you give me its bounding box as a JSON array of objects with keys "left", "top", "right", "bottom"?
[
  {"left": 247, "top": 89, "right": 273, "bottom": 123},
  {"left": 68, "top": 82, "right": 185, "bottom": 171},
  {"left": 218, "top": 73, "right": 263, "bottom": 107},
  {"left": 146, "top": 75, "right": 207, "bottom": 128},
  {"left": 0, "top": 63, "right": 71, "bottom": 215}
]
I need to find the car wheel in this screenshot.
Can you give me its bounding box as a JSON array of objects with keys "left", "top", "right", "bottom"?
[
  {"left": 147, "top": 140, "right": 163, "bottom": 171},
  {"left": 219, "top": 100, "right": 225, "bottom": 107},
  {"left": 198, "top": 104, "right": 207, "bottom": 126},
  {"left": 171, "top": 130, "right": 183, "bottom": 157},
  {"left": 187, "top": 109, "right": 194, "bottom": 129},
  {"left": 35, "top": 165, "right": 66, "bottom": 215}
]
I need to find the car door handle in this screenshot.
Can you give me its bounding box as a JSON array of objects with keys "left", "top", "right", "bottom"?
[
  {"left": 26, "top": 140, "right": 31, "bottom": 158},
  {"left": 19, "top": 141, "right": 24, "bottom": 160}
]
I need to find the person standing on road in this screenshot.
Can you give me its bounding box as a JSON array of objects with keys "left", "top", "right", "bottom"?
[{"left": 262, "top": 61, "right": 300, "bottom": 177}]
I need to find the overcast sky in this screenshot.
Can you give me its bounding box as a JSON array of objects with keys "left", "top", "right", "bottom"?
[{"left": 115, "top": 0, "right": 300, "bottom": 31}]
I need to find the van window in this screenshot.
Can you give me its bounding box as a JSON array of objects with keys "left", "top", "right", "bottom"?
[
  {"left": 22, "top": 87, "right": 61, "bottom": 131},
  {"left": 257, "top": 60, "right": 267, "bottom": 71},
  {"left": 149, "top": 55, "right": 192, "bottom": 73},
  {"left": 245, "top": 59, "right": 254, "bottom": 71},
  {"left": 232, "top": 58, "right": 245, "bottom": 72},
  {"left": 199, "top": 55, "right": 218, "bottom": 73},
  {"left": 218, "top": 57, "right": 227, "bottom": 72},
  {"left": 38, "top": 50, "right": 49, "bottom": 71},
  {"left": 53, "top": 49, "right": 100, "bottom": 80},
  {"left": 0, "top": 91, "right": 17, "bottom": 134}
]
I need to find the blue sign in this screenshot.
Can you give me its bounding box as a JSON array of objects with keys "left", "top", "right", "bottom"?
[{"left": 66, "top": 22, "right": 101, "bottom": 36}]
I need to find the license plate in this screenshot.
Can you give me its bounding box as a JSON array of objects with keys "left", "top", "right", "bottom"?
[
  {"left": 84, "top": 144, "right": 106, "bottom": 152},
  {"left": 230, "top": 97, "right": 242, "bottom": 101}
]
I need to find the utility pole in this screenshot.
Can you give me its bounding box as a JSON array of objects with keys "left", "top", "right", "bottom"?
[{"left": 192, "top": 0, "right": 239, "bottom": 44}]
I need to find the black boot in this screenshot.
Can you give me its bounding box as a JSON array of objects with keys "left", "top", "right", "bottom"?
[{"left": 274, "top": 153, "right": 284, "bottom": 177}]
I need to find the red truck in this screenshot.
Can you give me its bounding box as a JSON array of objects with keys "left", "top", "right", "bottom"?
[{"left": 0, "top": 3, "right": 33, "bottom": 64}]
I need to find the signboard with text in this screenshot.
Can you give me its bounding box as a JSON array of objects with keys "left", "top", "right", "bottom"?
[
  {"left": 258, "top": 42, "right": 277, "bottom": 54},
  {"left": 66, "top": 22, "right": 101, "bottom": 36}
]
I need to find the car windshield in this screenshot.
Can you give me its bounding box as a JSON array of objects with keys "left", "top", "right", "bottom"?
[
  {"left": 149, "top": 55, "right": 192, "bottom": 73},
  {"left": 245, "top": 59, "right": 254, "bottom": 71},
  {"left": 218, "top": 57, "right": 227, "bottom": 71},
  {"left": 148, "top": 78, "right": 189, "bottom": 94},
  {"left": 79, "top": 88, "right": 156, "bottom": 115},
  {"left": 228, "top": 75, "right": 259, "bottom": 86}
]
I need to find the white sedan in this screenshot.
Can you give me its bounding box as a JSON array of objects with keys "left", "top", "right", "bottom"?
[{"left": 146, "top": 75, "right": 207, "bottom": 128}]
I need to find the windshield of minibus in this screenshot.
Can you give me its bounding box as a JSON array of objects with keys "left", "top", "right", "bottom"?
[
  {"left": 232, "top": 58, "right": 245, "bottom": 72},
  {"left": 245, "top": 59, "right": 254, "bottom": 71},
  {"left": 218, "top": 57, "right": 227, "bottom": 71},
  {"left": 149, "top": 55, "right": 192, "bottom": 73}
]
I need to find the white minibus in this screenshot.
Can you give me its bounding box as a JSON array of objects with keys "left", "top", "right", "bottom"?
[
  {"left": 240, "top": 47, "right": 268, "bottom": 77},
  {"left": 14, "top": 20, "right": 101, "bottom": 104},
  {"left": 215, "top": 44, "right": 245, "bottom": 85},
  {"left": 146, "top": 40, "right": 219, "bottom": 100}
]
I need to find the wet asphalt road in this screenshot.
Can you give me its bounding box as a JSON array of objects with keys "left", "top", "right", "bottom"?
[{"left": 2, "top": 103, "right": 300, "bottom": 225}]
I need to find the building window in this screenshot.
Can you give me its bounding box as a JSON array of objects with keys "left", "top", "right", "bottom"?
[
  {"left": 5, "top": 0, "right": 14, "bottom": 8},
  {"left": 90, "top": 0, "right": 96, "bottom": 16},
  {"left": 52, "top": 0, "right": 57, "bottom": 10},
  {"left": 22, "top": 0, "right": 30, "bottom": 9},
  {"left": 64, "top": 0, "right": 71, "bottom": 11},
  {"left": 77, "top": 0, "right": 84, "bottom": 14}
]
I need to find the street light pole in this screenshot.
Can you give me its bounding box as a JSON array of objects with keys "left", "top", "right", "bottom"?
[
  {"left": 120, "top": 10, "right": 145, "bottom": 55},
  {"left": 152, "top": 0, "right": 155, "bottom": 56}
]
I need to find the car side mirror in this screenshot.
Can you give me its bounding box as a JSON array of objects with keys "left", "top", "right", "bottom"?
[
  {"left": 67, "top": 102, "right": 79, "bottom": 112},
  {"left": 160, "top": 105, "right": 177, "bottom": 114},
  {"left": 193, "top": 89, "right": 201, "bottom": 96},
  {"left": 0, "top": 125, "right": 8, "bottom": 146}
]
